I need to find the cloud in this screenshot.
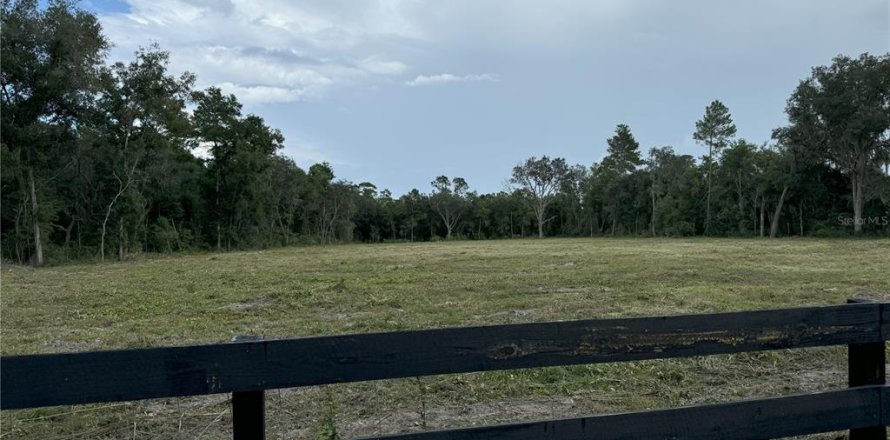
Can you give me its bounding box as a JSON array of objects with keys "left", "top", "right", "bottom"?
[
  {"left": 98, "top": 0, "right": 416, "bottom": 105},
  {"left": 358, "top": 57, "right": 409, "bottom": 75},
  {"left": 406, "top": 73, "right": 499, "bottom": 87},
  {"left": 216, "top": 83, "right": 307, "bottom": 104}
]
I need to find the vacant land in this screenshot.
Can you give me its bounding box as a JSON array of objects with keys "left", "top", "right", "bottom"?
[{"left": 2, "top": 238, "right": 889, "bottom": 439}]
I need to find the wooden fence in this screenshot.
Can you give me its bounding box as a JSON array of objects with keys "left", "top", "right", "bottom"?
[{"left": 2, "top": 299, "right": 887, "bottom": 439}]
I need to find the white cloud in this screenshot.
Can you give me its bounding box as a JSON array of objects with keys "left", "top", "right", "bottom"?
[
  {"left": 216, "top": 83, "right": 307, "bottom": 105},
  {"left": 406, "top": 73, "right": 499, "bottom": 87},
  {"left": 358, "top": 57, "right": 409, "bottom": 75},
  {"left": 99, "top": 0, "right": 417, "bottom": 105}
]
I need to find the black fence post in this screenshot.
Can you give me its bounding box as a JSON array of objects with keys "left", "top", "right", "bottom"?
[
  {"left": 847, "top": 299, "right": 886, "bottom": 440},
  {"left": 231, "top": 336, "right": 265, "bottom": 440}
]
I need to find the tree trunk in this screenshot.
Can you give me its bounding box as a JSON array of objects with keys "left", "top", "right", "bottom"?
[
  {"left": 798, "top": 203, "right": 804, "bottom": 236},
  {"left": 100, "top": 180, "right": 130, "bottom": 262},
  {"left": 736, "top": 173, "right": 745, "bottom": 233},
  {"left": 705, "top": 145, "right": 713, "bottom": 236},
  {"left": 28, "top": 167, "right": 44, "bottom": 266},
  {"left": 852, "top": 174, "right": 863, "bottom": 235},
  {"left": 14, "top": 201, "right": 24, "bottom": 264},
  {"left": 759, "top": 198, "right": 765, "bottom": 238},
  {"left": 769, "top": 186, "right": 788, "bottom": 238},
  {"left": 752, "top": 194, "right": 758, "bottom": 234},
  {"left": 54, "top": 219, "right": 75, "bottom": 260},
  {"left": 118, "top": 220, "right": 126, "bottom": 261},
  {"left": 536, "top": 202, "right": 545, "bottom": 238},
  {"left": 216, "top": 173, "right": 222, "bottom": 249},
  {"left": 650, "top": 183, "right": 657, "bottom": 237}
]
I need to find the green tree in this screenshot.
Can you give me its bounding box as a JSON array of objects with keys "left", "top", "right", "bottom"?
[
  {"left": 192, "top": 87, "right": 243, "bottom": 249},
  {"left": 1, "top": 0, "right": 108, "bottom": 265},
  {"left": 510, "top": 156, "right": 569, "bottom": 238},
  {"left": 429, "top": 176, "right": 469, "bottom": 239},
  {"left": 716, "top": 140, "right": 759, "bottom": 235},
  {"left": 395, "top": 189, "right": 428, "bottom": 241},
  {"left": 779, "top": 53, "right": 890, "bottom": 234},
  {"left": 599, "top": 124, "right": 642, "bottom": 234},
  {"left": 694, "top": 100, "right": 737, "bottom": 236},
  {"left": 192, "top": 88, "right": 284, "bottom": 248},
  {"left": 95, "top": 46, "right": 194, "bottom": 260}
]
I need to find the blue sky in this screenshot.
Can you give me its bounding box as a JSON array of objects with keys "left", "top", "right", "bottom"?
[{"left": 87, "top": 0, "right": 888, "bottom": 195}]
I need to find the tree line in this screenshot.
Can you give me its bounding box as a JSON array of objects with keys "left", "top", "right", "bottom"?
[{"left": 2, "top": 1, "right": 889, "bottom": 266}]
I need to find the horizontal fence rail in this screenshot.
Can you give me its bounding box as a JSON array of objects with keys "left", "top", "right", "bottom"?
[
  {"left": 2, "top": 303, "right": 885, "bottom": 409},
  {"left": 1, "top": 300, "right": 888, "bottom": 439},
  {"left": 359, "top": 385, "right": 887, "bottom": 440}
]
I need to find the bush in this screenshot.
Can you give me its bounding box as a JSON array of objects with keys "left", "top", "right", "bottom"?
[
  {"left": 662, "top": 221, "right": 696, "bottom": 237},
  {"left": 149, "top": 217, "right": 180, "bottom": 252}
]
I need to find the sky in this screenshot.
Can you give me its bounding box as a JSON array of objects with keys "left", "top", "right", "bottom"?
[{"left": 84, "top": 0, "right": 889, "bottom": 195}]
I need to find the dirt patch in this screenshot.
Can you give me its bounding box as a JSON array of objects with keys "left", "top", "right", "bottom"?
[
  {"left": 473, "top": 309, "right": 538, "bottom": 321},
  {"left": 331, "top": 311, "right": 374, "bottom": 320},
  {"left": 42, "top": 338, "right": 104, "bottom": 354},
  {"left": 224, "top": 298, "right": 275, "bottom": 311},
  {"left": 339, "top": 396, "right": 579, "bottom": 438},
  {"left": 790, "top": 367, "right": 845, "bottom": 392},
  {"left": 536, "top": 286, "right": 605, "bottom": 294}
]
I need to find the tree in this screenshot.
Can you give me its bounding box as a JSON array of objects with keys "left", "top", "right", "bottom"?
[
  {"left": 192, "top": 87, "right": 243, "bottom": 249},
  {"left": 510, "top": 156, "right": 568, "bottom": 238},
  {"left": 599, "top": 125, "right": 642, "bottom": 234},
  {"left": 717, "top": 140, "right": 759, "bottom": 235},
  {"left": 646, "top": 147, "right": 674, "bottom": 236},
  {"left": 694, "top": 100, "right": 737, "bottom": 236},
  {"left": 395, "top": 189, "right": 428, "bottom": 241},
  {"left": 779, "top": 53, "right": 890, "bottom": 235},
  {"left": 192, "top": 87, "right": 285, "bottom": 249},
  {"left": 758, "top": 146, "right": 794, "bottom": 238},
  {"left": 1, "top": 0, "right": 108, "bottom": 265},
  {"left": 429, "top": 176, "right": 469, "bottom": 239},
  {"left": 95, "top": 46, "right": 194, "bottom": 260},
  {"left": 557, "top": 165, "right": 592, "bottom": 236}
]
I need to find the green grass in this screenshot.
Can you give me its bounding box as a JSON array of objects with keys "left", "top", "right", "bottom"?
[{"left": 2, "top": 238, "right": 889, "bottom": 439}]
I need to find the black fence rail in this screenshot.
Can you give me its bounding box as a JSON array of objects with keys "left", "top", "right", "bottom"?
[{"left": 2, "top": 299, "right": 887, "bottom": 439}]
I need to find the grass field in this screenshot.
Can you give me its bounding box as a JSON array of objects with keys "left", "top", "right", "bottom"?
[{"left": 2, "top": 237, "right": 889, "bottom": 439}]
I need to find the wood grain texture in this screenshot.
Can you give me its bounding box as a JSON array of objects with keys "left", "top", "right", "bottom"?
[
  {"left": 2, "top": 303, "right": 884, "bottom": 409},
  {"left": 359, "top": 386, "right": 887, "bottom": 440}
]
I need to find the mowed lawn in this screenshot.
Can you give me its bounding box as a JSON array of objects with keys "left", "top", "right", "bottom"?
[{"left": 2, "top": 238, "right": 889, "bottom": 439}]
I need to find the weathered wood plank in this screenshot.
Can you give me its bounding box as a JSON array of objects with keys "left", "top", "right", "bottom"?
[
  {"left": 359, "top": 386, "right": 886, "bottom": 440},
  {"left": 1, "top": 303, "right": 883, "bottom": 409}
]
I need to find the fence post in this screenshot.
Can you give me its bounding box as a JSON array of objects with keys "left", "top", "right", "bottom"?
[
  {"left": 231, "top": 335, "right": 265, "bottom": 440},
  {"left": 847, "top": 299, "right": 886, "bottom": 440}
]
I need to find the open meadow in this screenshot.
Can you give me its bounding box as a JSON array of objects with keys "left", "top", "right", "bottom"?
[{"left": 2, "top": 237, "right": 889, "bottom": 439}]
